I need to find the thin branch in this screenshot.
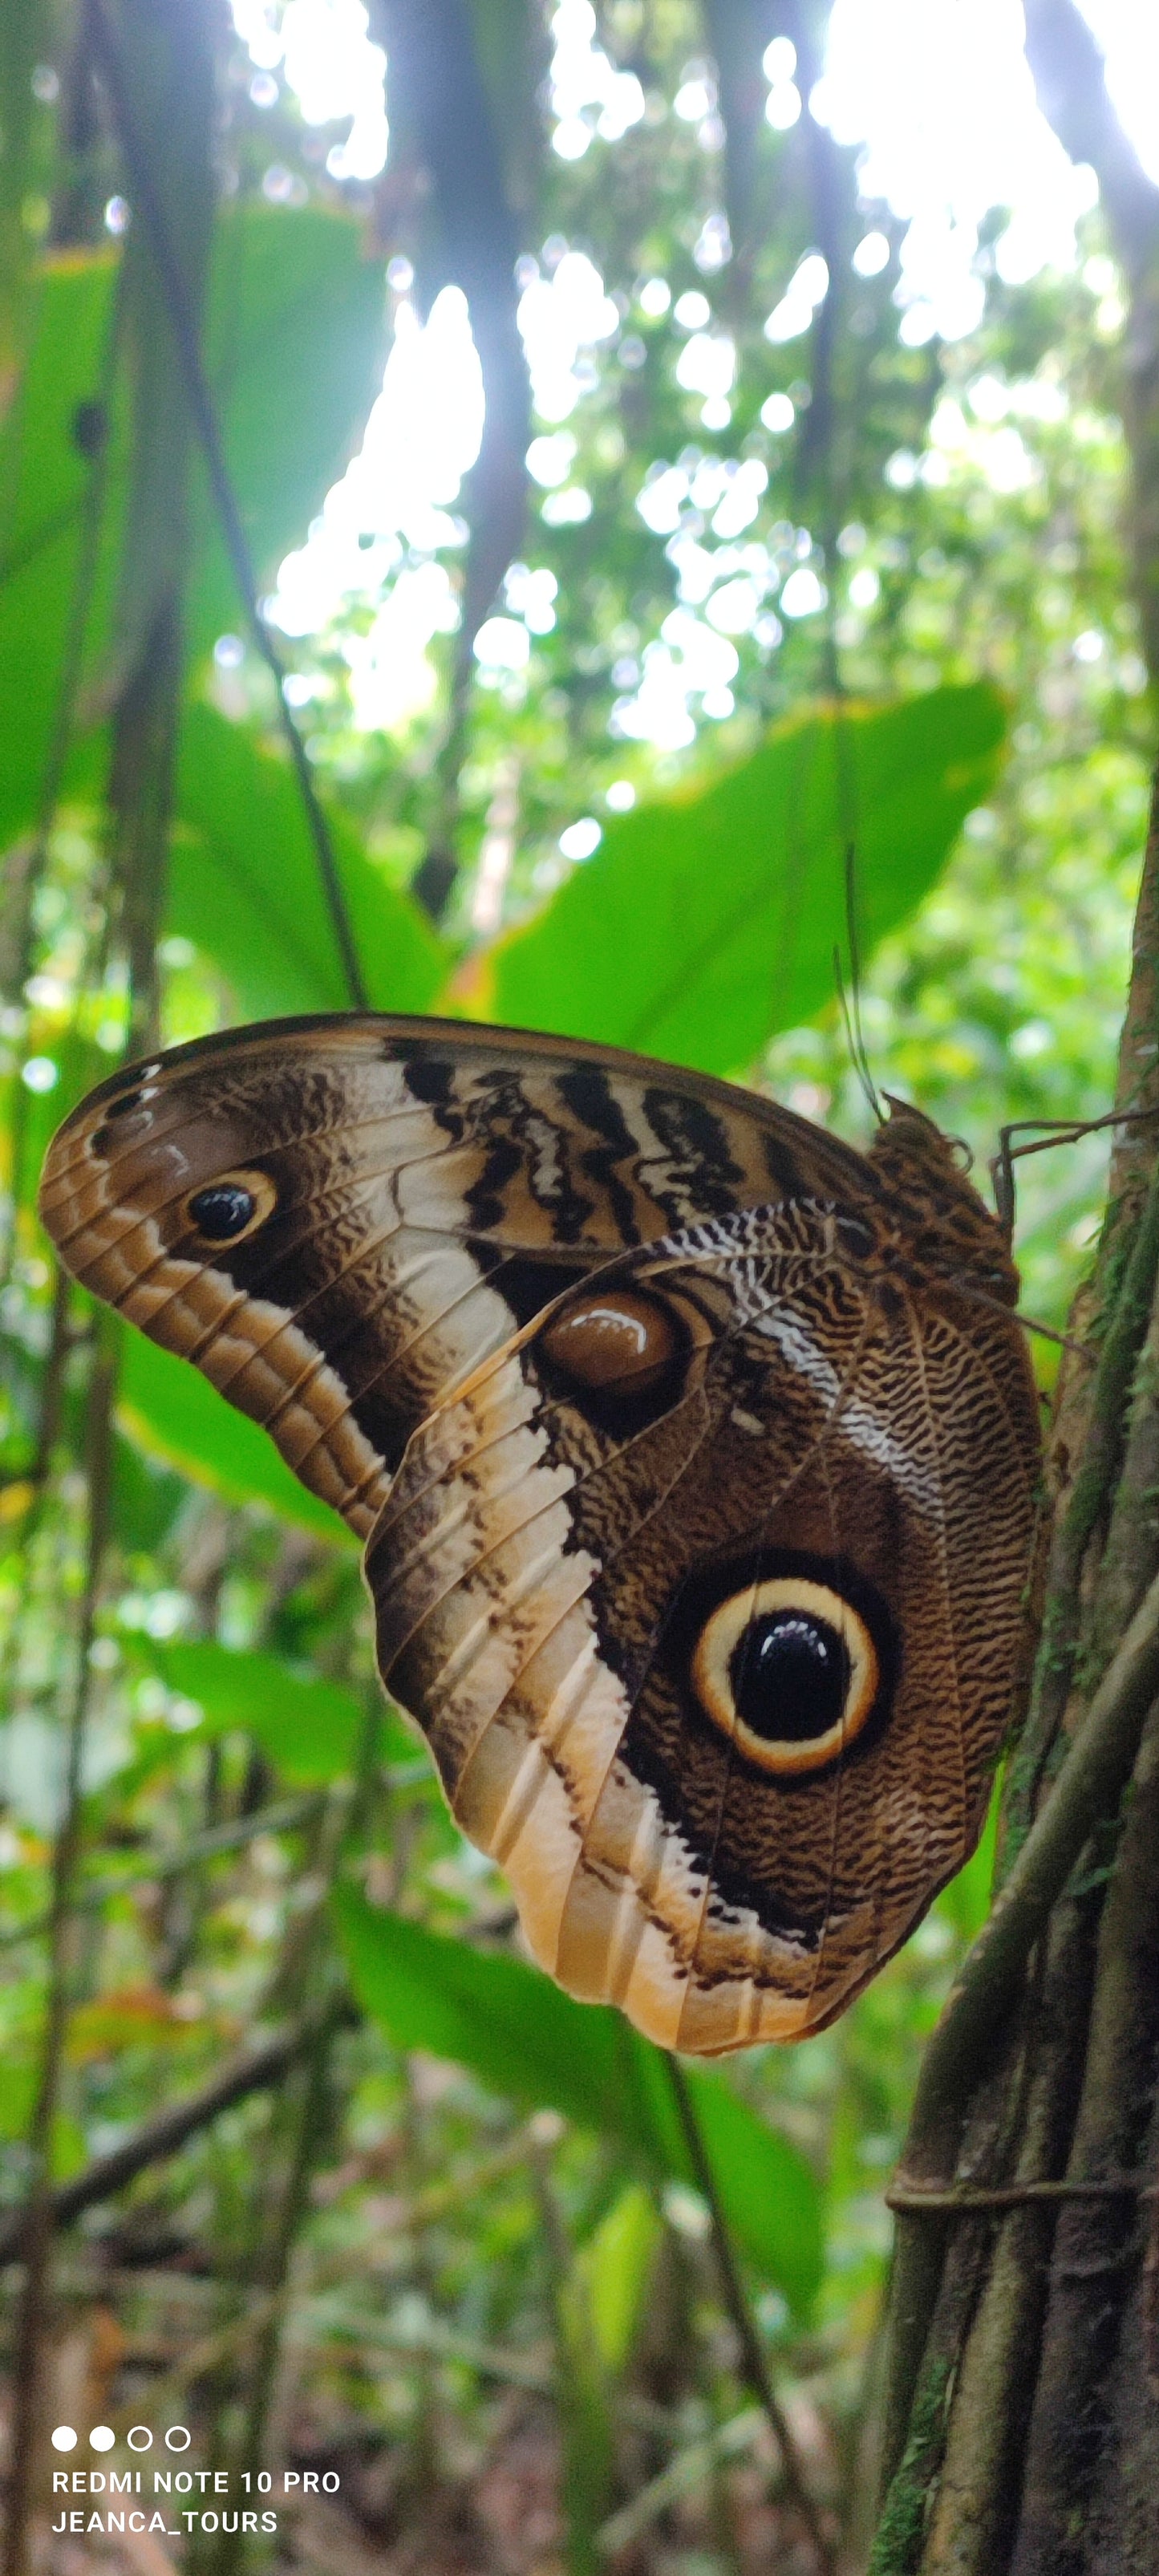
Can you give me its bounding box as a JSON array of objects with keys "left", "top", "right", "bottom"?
[
  {"left": 0, "top": 1789, "right": 328, "bottom": 1951},
  {"left": 665, "top": 2057, "right": 833, "bottom": 2576},
  {"left": 87, "top": 0, "right": 370, "bottom": 1012},
  {"left": 597, "top": 2404, "right": 764, "bottom": 2558},
  {"left": 0, "top": 1994, "right": 356, "bottom": 2269}
]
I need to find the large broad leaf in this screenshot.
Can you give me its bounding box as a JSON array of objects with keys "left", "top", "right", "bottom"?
[
  {"left": 475, "top": 684, "right": 1007, "bottom": 1077},
  {"left": 115, "top": 1332, "right": 352, "bottom": 1544},
  {"left": 0, "top": 205, "right": 387, "bottom": 853},
  {"left": 187, "top": 202, "right": 387, "bottom": 652},
  {"left": 335, "top": 1884, "right": 823, "bottom": 2319},
  {"left": 143, "top": 1638, "right": 367, "bottom": 1782},
  {"left": 172, "top": 704, "right": 444, "bottom": 1017},
  {"left": 0, "top": 251, "right": 122, "bottom": 851}
]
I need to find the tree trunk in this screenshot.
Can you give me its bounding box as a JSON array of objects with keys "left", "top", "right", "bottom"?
[
  {"left": 1022, "top": 0, "right": 1159, "bottom": 690},
  {"left": 869, "top": 777, "right": 1159, "bottom": 2573}
]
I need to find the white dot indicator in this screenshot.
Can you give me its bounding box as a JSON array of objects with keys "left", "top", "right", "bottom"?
[
  {"left": 90, "top": 2425, "right": 115, "bottom": 2451},
  {"left": 51, "top": 2426, "right": 77, "bottom": 2451}
]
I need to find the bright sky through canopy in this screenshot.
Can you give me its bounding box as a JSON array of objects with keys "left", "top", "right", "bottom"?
[{"left": 232, "top": 0, "right": 1159, "bottom": 745}]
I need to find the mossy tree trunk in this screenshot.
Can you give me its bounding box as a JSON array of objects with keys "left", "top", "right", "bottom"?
[{"left": 869, "top": 780, "right": 1159, "bottom": 2573}]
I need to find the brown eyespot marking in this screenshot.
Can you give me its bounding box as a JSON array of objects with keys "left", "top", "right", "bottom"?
[
  {"left": 537, "top": 1284, "right": 679, "bottom": 1396},
  {"left": 184, "top": 1168, "right": 278, "bottom": 1248},
  {"left": 533, "top": 1281, "right": 691, "bottom": 1435},
  {"left": 691, "top": 1577, "right": 880, "bottom": 1776}
]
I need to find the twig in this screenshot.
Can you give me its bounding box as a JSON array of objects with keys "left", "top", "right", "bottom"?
[
  {"left": 87, "top": 0, "right": 369, "bottom": 1012},
  {"left": 0, "top": 1759, "right": 432, "bottom": 1949},
  {"left": 111, "top": 2290, "right": 284, "bottom": 2429},
  {"left": 298, "top": 2298, "right": 676, "bottom": 2430},
  {"left": 0, "top": 1994, "right": 356, "bottom": 2268},
  {"left": 665, "top": 2057, "right": 833, "bottom": 2576},
  {"left": 0, "top": 1791, "right": 328, "bottom": 1949},
  {"left": 301, "top": 2296, "right": 557, "bottom": 2397},
  {"left": 597, "top": 2404, "right": 762, "bottom": 2558}
]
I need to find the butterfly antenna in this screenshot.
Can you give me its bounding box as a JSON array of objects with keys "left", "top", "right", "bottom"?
[
  {"left": 836, "top": 844, "right": 883, "bottom": 1124},
  {"left": 833, "top": 947, "right": 878, "bottom": 1124},
  {"left": 844, "top": 842, "right": 882, "bottom": 1118}
]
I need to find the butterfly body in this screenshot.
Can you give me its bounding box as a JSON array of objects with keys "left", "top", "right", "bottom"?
[{"left": 39, "top": 1015, "right": 1040, "bottom": 2052}]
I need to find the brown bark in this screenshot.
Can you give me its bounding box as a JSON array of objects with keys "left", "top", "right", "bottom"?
[{"left": 871, "top": 779, "right": 1159, "bottom": 2573}]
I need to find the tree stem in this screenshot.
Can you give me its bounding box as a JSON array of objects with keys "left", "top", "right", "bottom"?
[{"left": 665, "top": 2055, "right": 833, "bottom": 2576}]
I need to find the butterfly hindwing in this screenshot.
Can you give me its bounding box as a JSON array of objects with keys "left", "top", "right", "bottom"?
[
  {"left": 38, "top": 1011, "right": 1041, "bottom": 2051},
  {"left": 367, "top": 1207, "right": 1039, "bottom": 2050}
]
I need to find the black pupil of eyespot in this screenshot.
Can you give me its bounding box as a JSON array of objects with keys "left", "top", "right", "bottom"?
[
  {"left": 188, "top": 1183, "right": 257, "bottom": 1241},
  {"left": 729, "top": 1612, "right": 851, "bottom": 1744}
]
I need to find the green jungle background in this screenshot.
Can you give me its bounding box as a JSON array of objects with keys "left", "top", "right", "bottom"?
[{"left": 0, "top": 2, "right": 1156, "bottom": 2572}]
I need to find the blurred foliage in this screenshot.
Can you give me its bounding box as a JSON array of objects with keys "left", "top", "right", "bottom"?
[{"left": 0, "top": 2, "right": 1154, "bottom": 2572}]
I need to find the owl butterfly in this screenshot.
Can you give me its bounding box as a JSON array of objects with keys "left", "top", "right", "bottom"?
[{"left": 39, "top": 1014, "right": 1040, "bottom": 2055}]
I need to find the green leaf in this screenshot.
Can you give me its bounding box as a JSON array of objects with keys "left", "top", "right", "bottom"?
[
  {"left": 0, "top": 0, "right": 55, "bottom": 400},
  {"left": 115, "top": 1331, "right": 353, "bottom": 1544},
  {"left": 188, "top": 201, "right": 387, "bottom": 653},
  {"left": 582, "top": 2182, "right": 663, "bottom": 2374},
  {"left": 172, "top": 704, "right": 445, "bottom": 1016},
  {"left": 0, "top": 250, "right": 122, "bottom": 853},
  {"left": 334, "top": 1884, "right": 823, "bottom": 2317},
  {"left": 480, "top": 684, "right": 1008, "bottom": 1076},
  {"left": 144, "top": 1638, "right": 367, "bottom": 1782},
  {"left": 0, "top": 2061, "right": 85, "bottom": 2177},
  {"left": 0, "top": 205, "right": 387, "bottom": 853}
]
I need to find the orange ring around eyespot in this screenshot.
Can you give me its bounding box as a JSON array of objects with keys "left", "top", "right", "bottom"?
[
  {"left": 182, "top": 1168, "right": 278, "bottom": 1249},
  {"left": 691, "top": 1577, "right": 879, "bottom": 1776}
]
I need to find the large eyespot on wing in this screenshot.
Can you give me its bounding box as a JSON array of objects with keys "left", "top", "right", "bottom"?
[{"left": 691, "top": 1576, "right": 880, "bottom": 1775}]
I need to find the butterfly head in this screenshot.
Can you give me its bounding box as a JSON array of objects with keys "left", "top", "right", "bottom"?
[{"left": 868, "top": 1094, "right": 1021, "bottom": 1301}]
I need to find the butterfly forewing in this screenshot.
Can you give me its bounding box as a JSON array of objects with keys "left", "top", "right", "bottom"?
[
  {"left": 38, "top": 1012, "right": 1041, "bottom": 2051},
  {"left": 38, "top": 1015, "right": 859, "bottom": 1540}
]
